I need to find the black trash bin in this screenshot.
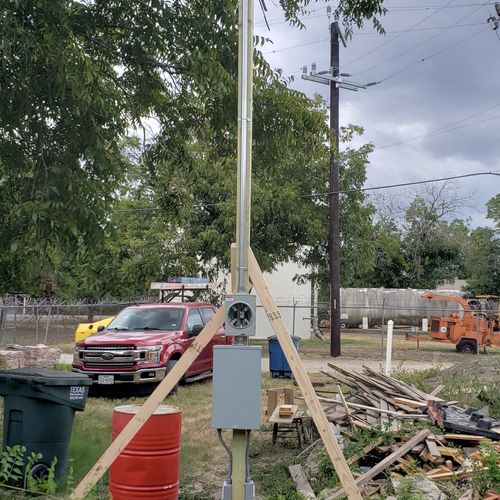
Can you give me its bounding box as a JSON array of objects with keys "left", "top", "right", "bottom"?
[{"left": 0, "top": 368, "right": 91, "bottom": 479}]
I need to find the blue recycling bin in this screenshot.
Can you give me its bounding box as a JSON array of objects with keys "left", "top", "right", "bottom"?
[{"left": 268, "top": 335, "right": 300, "bottom": 379}]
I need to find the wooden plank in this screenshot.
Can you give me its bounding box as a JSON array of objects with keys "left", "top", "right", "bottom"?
[
  {"left": 330, "top": 429, "right": 431, "bottom": 498},
  {"left": 267, "top": 389, "right": 279, "bottom": 417},
  {"left": 305, "top": 395, "right": 428, "bottom": 419},
  {"left": 337, "top": 385, "right": 356, "bottom": 429},
  {"left": 279, "top": 404, "right": 296, "bottom": 417},
  {"left": 284, "top": 387, "right": 295, "bottom": 405},
  {"left": 71, "top": 306, "right": 225, "bottom": 499},
  {"left": 328, "top": 363, "right": 394, "bottom": 393},
  {"left": 430, "top": 384, "right": 445, "bottom": 396},
  {"left": 248, "top": 250, "right": 362, "bottom": 500},
  {"left": 379, "top": 399, "right": 389, "bottom": 431},
  {"left": 269, "top": 404, "right": 299, "bottom": 424},
  {"left": 296, "top": 438, "right": 322, "bottom": 460},
  {"left": 393, "top": 397, "right": 428, "bottom": 409},
  {"left": 443, "top": 433, "right": 488, "bottom": 442},
  {"left": 288, "top": 465, "right": 316, "bottom": 499},
  {"left": 425, "top": 438, "right": 442, "bottom": 460}
]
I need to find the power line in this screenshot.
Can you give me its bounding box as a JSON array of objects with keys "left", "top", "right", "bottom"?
[
  {"left": 376, "top": 103, "right": 500, "bottom": 149},
  {"left": 304, "top": 172, "right": 500, "bottom": 198},
  {"left": 255, "top": 3, "right": 496, "bottom": 27},
  {"left": 387, "top": 2, "right": 495, "bottom": 11},
  {"left": 343, "top": 0, "right": 458, "bottom": 70},
  {"left": 113, "top": 172, "right": 500, "bottom": 211},
  {"left": 377, "top": 25, "right": 489, "bottom": 82},
  {"left": 350, "top": 3, "right": 486, "bottom": 74},
  {"left": 262, "top": 22, "right": 484, "bottom": 55}
]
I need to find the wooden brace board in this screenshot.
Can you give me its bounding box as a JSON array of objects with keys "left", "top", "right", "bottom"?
[{"left": 248, "top": 249, "right": 361, "bottom": 499}]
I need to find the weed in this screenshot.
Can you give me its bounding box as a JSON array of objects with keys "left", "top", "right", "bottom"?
[
  {"left": 470, "top": 440, "right": 500, "bottom": 495},
  {"left": 395, "top": 476, "right": 426, "bottom": 500},
  {"left": 0, "top": 448, "right": 59, "bottom": 497},
  {"left": 0, "top": 446, "right": 25, "bottom": 486},
  {"left": 252, "top": 459, "right": 303, "bottom": 500},
  {"left": 392, "top": 368, "right": 441, "bottom": 392},
  {"left": 53, "top": 363, "right": 72, "bottom": 371}
]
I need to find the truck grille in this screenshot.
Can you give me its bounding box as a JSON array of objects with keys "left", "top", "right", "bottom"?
[
  {"left": 85, "top": 362, "right": 134, "bottom": 368},
  {"left": 78, "top": 345, "right": 139, "bottom": 368}
]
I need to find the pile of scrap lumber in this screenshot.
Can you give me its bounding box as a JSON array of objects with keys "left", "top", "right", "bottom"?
[
  {"left": 287, "top": 363, "right": 500, "bottom": 499},
  {"left": 316, "top": 363, "right": 444, "bottom": 431}
]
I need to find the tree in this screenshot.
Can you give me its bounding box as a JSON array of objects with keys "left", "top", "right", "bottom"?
[
  {"left": 1, "top": 0, "right": 387, "bottom": 296},
  {"left": 463, "top": 194, "right": 500, "bottom": 296},
  {"left": 360, "top": 182, "right": 472, "bottom": 289},
  {"left": 487, "top": 194, "right": 500, "bottom": 229}
]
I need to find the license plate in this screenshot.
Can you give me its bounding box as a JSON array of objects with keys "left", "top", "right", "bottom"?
[{"left": 97, "top": 375, "right": 114, "bottom": 385}]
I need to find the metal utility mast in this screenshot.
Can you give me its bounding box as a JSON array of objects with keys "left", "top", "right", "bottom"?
[{"left": 302, "top": 12, "right": 376, "bottom": 358}]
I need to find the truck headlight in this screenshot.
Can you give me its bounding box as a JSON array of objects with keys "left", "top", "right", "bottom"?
[
  {"left": 140, "top": 345, "right": 162, "bottom": 364},
  {"left": 73, "top": 348, "right": 82, "bottom": 365}
]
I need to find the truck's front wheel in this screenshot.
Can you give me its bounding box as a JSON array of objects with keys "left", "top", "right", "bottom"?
[{"left": 166, "top": 359, "right": 179, "bottom": 394}]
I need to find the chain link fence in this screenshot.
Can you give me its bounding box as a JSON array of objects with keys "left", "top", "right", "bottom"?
[
  {"left": 1, "top": 295, "right": 498, "bottom": 361},
  {"left": 0, "top": 295, "right": 157, "bottom": 346}
]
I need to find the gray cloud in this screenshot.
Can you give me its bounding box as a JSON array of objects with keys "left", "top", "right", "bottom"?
[{"left": 256, "top": 0, "right": 500, "bottom": 227}]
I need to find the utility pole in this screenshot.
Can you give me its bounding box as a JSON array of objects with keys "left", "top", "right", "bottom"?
[
  {"left": 329, "top": 21, "right": 342, "bottom": 357},
  {"left": 302, "top": 11, "right": 377, "bottom": 358},
  {"left": 487, "top": 2, "right": 500, "bottom": 32}
]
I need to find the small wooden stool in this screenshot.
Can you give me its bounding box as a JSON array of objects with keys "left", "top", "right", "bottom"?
[
  {"left": 271, "top": 410, "right": 306, "bottom": 448},
  {"left": 267, "top": 388, "right": 307, "bottom": 448}
]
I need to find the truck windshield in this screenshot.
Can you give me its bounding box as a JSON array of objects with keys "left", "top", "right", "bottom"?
[{"left": 107, "top": 308, "right": 185, "bottom": 332}]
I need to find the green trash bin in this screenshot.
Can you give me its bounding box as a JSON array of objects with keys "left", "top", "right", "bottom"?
[{"left": 0, "top": 368, "right": 91, "bottom": 479}]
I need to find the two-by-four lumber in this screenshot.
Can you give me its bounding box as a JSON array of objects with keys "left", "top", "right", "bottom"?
[
  {"left": 425, "top": 437, "right": 442, "bottom": 460},
  {"left": 329, "top": 429, "right": 431, "bottom": 498},
  {"left": 430, "top": 384, "right": 445, "bottom": 396},
  {"left": 310, "top": 395, "right": 428, "bottom": 419},
  {"left": 288, "top": 465, "right": 317, "bottom": 499},
  {"left": 70, "top": 307, "right": 226, "bottom": 499},
  {"left": 248, "top": 249, "right": 362, "bottom": 499}
]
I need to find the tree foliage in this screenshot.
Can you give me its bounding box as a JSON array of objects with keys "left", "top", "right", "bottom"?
[{"left": 0, "top": 0, "right": 389, "bottom": 296}]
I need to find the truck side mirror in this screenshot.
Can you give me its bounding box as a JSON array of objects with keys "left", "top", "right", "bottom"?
[{"left": 189, "top": 324, "right": 204, "bottom": 337}]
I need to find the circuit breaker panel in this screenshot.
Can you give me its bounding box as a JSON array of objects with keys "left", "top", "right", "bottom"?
[{"left": 211, "top": 345, "right": 261, "bottom": 430}]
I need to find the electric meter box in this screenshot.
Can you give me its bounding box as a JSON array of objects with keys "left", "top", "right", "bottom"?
[
  {"left": 211, "top": 345, "right": 261, "bottom": 430},
  {"left": 225, "top": 293, "right": 257, "bottom": 336}
]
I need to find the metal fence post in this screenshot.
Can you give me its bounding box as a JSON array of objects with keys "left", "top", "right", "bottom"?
[
  {"left": 381, "top": 298, "right": 385, "bottom": 354},
  {"left": 13, "top": 304, "right": 17, "bottom": 344},
  {"left": 44, "top": 307, "right": 51, "bottom": 344},
  {"left": 35, "top": 308, "right": 39, "bottom": 343},
  {"left": 292, "top": 298, "right": 296, "bottom": 337}
]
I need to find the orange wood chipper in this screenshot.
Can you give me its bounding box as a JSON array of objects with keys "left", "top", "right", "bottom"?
[{"left": 423, "top": 292, "right": 500, "bottom": 354}]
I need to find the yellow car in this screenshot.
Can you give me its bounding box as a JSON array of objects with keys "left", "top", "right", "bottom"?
[{"left": 74, "top": 317, "right": 114, "bottom": 342}]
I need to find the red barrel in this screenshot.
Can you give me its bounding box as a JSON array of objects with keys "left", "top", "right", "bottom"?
[{"left": 109, "top": 405, "right": 182, "bottom": 500}]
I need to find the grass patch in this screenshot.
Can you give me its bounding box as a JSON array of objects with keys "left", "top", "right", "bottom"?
[
  {"left": 53, "top": 363, "right": 72, "bottom": 371},
  {"left": 51, "top": 343, "right": 76, "bottom": 354}
]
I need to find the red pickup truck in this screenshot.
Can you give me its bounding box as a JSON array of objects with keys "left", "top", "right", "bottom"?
[{"left": 72, "top": 302, "right": 229, "bottom": 386}]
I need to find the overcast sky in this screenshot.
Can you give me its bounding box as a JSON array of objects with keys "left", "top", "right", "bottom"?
[{"left": 254, "top": 0, "right": 500, "bottom": 227}]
